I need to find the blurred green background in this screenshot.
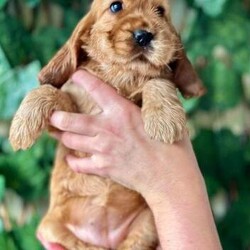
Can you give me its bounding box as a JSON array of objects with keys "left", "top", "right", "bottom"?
[{"left": 0, "top": 0, "right": 250, "bottom": 249}]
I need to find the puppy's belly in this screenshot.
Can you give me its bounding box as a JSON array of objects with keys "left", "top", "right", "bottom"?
[{"left": 66, "top": 203, "right": 145, "bottom": 249}]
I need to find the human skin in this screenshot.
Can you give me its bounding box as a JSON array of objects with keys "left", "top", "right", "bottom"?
[{"left": 49, "top": 70, "right": 222, "bottom": 250}]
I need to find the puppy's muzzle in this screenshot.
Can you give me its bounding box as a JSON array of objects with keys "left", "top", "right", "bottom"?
[{"left": 133, "top": 29, "right": 154, "bottom": 47}]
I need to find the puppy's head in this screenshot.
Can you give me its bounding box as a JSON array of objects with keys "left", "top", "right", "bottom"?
[
  {"left": 39, "top": 0, "right": 205, "bottom": 97},
  {"left": 87, "top": 0, "right": 177, "bottom": 67}
]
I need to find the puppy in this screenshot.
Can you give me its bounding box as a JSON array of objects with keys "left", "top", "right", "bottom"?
[{"left": 9, "top": 0, "right": 205, "bottom": 249}]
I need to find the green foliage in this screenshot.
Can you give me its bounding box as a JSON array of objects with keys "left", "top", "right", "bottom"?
[
  {"left": 186, "top": 1, "right": 250, "bottom": 248},
  {"left": 194, "top": 0, "right": 227, "bottom": 17},
  {"left": 0, "top": 134, "right": 55, "bottom": 201},
  {"left": 0, "top": 216, "right": 43, "bottom": 250},
  {"left": 0, "top": 0, "right": 249, "bottom": 249},
  {"left": 25, "top": 0, "right": 41, "bottom": 8},
  {"left": 0, "top": 232, "right": 17, "bottom": 250},
  {"left": 0, "top": 12, "right": 32, "bottom": 66},
  {"left": 0, "top": 175, "right": 5, "bottom": 201},
  {"left": 0, "top": 0, "right": 7, "bottom": 9},
  {"left": 0, "top": 57, "right": 41, "bottom": 120},
  {"left": 218, "top": 194, "right": 250, "bottom": 250},
  {"left": 199, "top": 57, "right": 242, "bottom": 111},
  {"left": 11, "top": 216, "right": 43, "bottom": 250}
]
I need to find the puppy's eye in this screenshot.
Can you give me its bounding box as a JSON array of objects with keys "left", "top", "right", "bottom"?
[
  {"left": 156, "top": 6, "right": 165, "bottom": 17},
  {"left": 110, "top": 1, "right": 123, "bottom": 13}
]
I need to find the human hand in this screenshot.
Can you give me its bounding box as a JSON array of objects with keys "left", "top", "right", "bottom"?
[{"left": 50, "top": 70, "right": 199, "bottom": 202}]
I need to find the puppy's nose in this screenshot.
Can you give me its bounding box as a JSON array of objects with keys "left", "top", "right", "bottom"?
[{"left": 133, "top": 30, "right": 154, "bottom": 47}]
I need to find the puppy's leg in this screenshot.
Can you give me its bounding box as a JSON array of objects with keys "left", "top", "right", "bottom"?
[
  {"left": 142, "top": 79, "right": 186, "bottom": 144},
  {"left": 117, "top": 209, "right": 158, "bottom": 250},
  {"left": 9, "top": 85, "right": 76, "bottom": 150},
  {"left": 37, "top": 215, "right": 107, "bottom": 250}
]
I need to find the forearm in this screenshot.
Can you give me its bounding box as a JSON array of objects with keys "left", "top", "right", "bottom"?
[{"left": 145, "top": 166, "right": 222, "bottom": 250}]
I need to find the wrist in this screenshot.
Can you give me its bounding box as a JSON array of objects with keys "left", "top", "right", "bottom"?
[
  {"left": 143, "top": 164, "right": 206, "bottom": 210},
  {"left": 145, "top": 172, "right": 221, "bottom": 250}
]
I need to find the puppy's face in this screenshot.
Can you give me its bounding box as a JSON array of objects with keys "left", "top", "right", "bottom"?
[
  {"left": 39, "top": 0, "right": 205, "bottom": 97},
  {"left": 85, "top": 0, "right": 180, "bottom": 69}
]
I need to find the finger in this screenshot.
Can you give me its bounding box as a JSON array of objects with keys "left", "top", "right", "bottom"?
[
  {"left": 66, "top": 154, "right": 107, "bottom": 177},
  {"left": 50, "top": 111, "right": 98, "bottom": 136},
  {"left": 72, "top": 70, "right": 125, "bottom": 109},
  {"left": 58, "top": 133, "right": 102, "bottom": 153}
]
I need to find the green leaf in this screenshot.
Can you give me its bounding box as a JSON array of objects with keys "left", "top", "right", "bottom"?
[
  {"left": 0, "top": 232, "right": 17, "bottom": 250},
  {"left": 179, "top": 94, "right": 200, "bottom": 113},
  {"left": 0, "top": 44, "right": 10, "bottom": 75},
  {"left": 192, "top": 129, "right": 218, "bottom": 176},
  {"left": 204, "top": 176, "right": 221, "bottom": 198},
  {"left": 12, "top": 216, "right": 43, "bottom": 250},
  {"left": 0, "top": 61, "right": 41, "bottom": 120},
  {"left": 215, "top": 129, "right": 246, "bottom": 184},
  {"left": 199, "top": 56, "right": 242, "bottom": 111},
  {"left": 195, "top": 0, "right": 227, "bottom": 17},
  {"left": 25, "top": 0, "right": 40, "bottom": 8},
  {"left": 0, "top": 0, "right": 7, "bottom": 9},
  {"left": 209, "top": 15, "right": 249, "bottom": 50},
  {"left": 0, "top": 135, "right": 54, "bottom": 201},
  {"left": 0, "top": 175, "right": 5, "bottom": 201},
  {"left": 0, "top": 218, "right": 3, "bottom": 234},
  {"left": 0, "top": 12, "right": 32, "bottom": 66},
  {"left": 233, "top": 45, "right": 250, "bottom": 74},
  {"left": 211, "top": 59, "right": 241, "bottom": 111},
  {"left": 32, "top": 26, "right": 66, "bottom": 64},
  {"left": 218, "top": 193, "right": 250, "bottom": 249}
]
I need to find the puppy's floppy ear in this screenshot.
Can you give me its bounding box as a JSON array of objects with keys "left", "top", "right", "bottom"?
[
  {"left": 38, "top": 11, "right": 95, "bottom": 88},
  {"left": 170, "top": 42, "right": 206, "bottom": 98}
]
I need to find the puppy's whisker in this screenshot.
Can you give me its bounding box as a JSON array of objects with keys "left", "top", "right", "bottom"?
[{"left": 130, "top": 53, "right": 144, "bottom": 61}]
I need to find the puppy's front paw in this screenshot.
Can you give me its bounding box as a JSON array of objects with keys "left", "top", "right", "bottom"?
[
  {"left": 9, "top": 108, "right": 48, "bottom": 151},
  {"left": 9, "top": 85, "right": 75, "bottom": 151},
  {"left": 142, "top": 106, "right": 186, "bottom": 144},
  {"left": 9, "top": 94, "right": 53, "bottom": 150}
]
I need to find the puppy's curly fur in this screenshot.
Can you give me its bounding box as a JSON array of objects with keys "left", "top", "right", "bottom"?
[{"left": 9, "top": 0, "right": 205, "bottom": 249}]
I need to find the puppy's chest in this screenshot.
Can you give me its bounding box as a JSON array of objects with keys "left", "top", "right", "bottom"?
[
  {"left": 65, "top": 62, "right": 166, "bottom": 114},
  {"left": 82, "top": 63, "right": 152, "bottom": 101}
]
